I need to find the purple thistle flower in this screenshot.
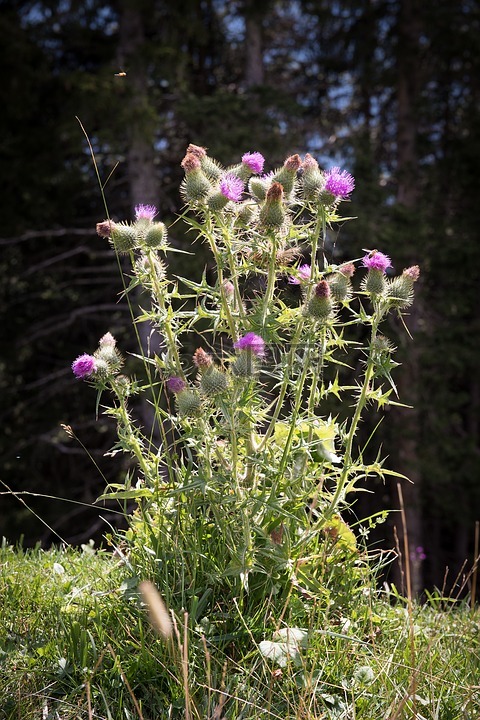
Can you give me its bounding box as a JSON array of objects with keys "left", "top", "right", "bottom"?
[
  {"left": 220, "top": 174, "right": 244, "bottom": 202},
  {"left": 166, "top": 376, "right": 186, "bottom": 394},
  {"left": 242, "top": 151, "right": 265, "bottom": 174},
  {"left": 135, "top": 204, "right": 157, "bottom": 221},
  {"left": 289, "top": 264, "right": 311, "bottom": 285},
  {"left": 314, "top": 280, "right": 331, "bottom": 298},
  {"left": 72, "top": 353, "right": 97, "bottom": 379},
  {"left": 362, "top": 251, "right": 392, "bottom": 273},
  {"left": 324, "top": 167, "right": 355, "bottom": 198},
  {"left": 233, "top": 332, "right": 265, "bottom": 357}
]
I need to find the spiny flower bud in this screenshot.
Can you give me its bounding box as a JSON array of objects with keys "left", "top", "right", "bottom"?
[
  {"left": 403, "top": 265, "right": 420, "bottom": 282},
  {"left": 232, "top": 352, "right": 258, "bottom": 378},
  {"left": 259, "top": 181, "right": 285, "bottom": 228},
  {"left": 235, "top": 201, "right": 257, "bottom": 227},
  {"left": 186, "top": 143, "right": 223, "bottom": 181},
  {"left": 362, "top": 251, "right": 392, "bottom": 296},
  {"left": 166, "top": 376, "right": 186, "bottom": 394},
  {"left": 328, "top": 263, "right": 356, "bottom": 302},
  {"left": 144, "top": 222, "right": 167, "bottom": 248},
  {"left": 206, "top": 191, "right": 229, "bottom": 212},
  {"left": 99, "top": 332, "right": 116, "bottom": 348},
  {"left": 387, "top": 265, "right": 420, "bottom": 308},
  {"left": 110, "top": 223, "right": 138, "bottom": 253},
  {"left": 272, "top": 154, "right": 302, "bottom": 194},
  {"left": 134, "top": 253, "right": 166, "bottom": 284},
  {"left": 232, "top": 332, "right": 265, "bottom": 378},
  {"left": 301, "top": 153, "right": 326, "bottom": 200},
  {"left": 229, "top": 151, "right": 266, "bottom": 183},
  {"left": 114, "top": 374, "right": 132, "bottom": 397},
  {"left": 186, "top": 144, "right": 207, "bottom": 159},
  {"left": 206, "top": 174, "right": 243, "bottom": 211},
  {"left": 96, "top": 219, "right": 115, "bottom": 238},
  {"left": 93, "top": 357, "right": 109, "bottom": 378},
  {"left": 200, "top": 366, "right": 229, "bottom": 396},
  {"left": 176, "top": 388, "right": 202, "bottom": 416},
  {"left": 95, "top": 340, "right": 123, "bottom": 373},
  {"left": 192, "top": 348, "right": 213, "bottom": 369},
  {"left": 221, "top": 279, "right": 235, "bottom": 300},
  {"left": 306, "top": 280, "right": 334, "bottom": 321},
  {"left": 371, "top": 335, "right": 395, "bottom": 355},
  {"left": 180, "top": 152, "right": 212, "bottom": 202},
  {"left": 248, "top": 174, "right": 271, "bottom": 201}
]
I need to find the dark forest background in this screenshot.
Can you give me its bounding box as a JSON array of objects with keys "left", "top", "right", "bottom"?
[{"left": 1, "top": 0, "right": 479, "bottom": 595}]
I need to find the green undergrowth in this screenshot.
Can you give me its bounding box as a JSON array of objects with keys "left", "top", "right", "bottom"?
[{"left": 1, "top": 541, "right": 479, "bottom": 719}]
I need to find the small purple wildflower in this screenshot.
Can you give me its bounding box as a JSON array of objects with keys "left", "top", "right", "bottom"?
[
  {"left": 362, "top": 251, "right": 392, "bottom": 273},
  {"left": 166, "top": 376, "right": 186, "bottom": 394},
  {"left": 242, "top": 151, "right": 265, "bottom": 174},
  {"left": 234, "top": 332, "right": 265, "bottom": 357},
  {"left": 324, "top": 167, "right": 355, "bottom": 198},
  {"left": 410, "top": 546, "right": 427, "bottom": 562},
  {"left": 72, "top": 354, "right": 97, "bottom": 379},
  {"left": 220, "top": 174, "right": 244, "bottom": 202},
  {"left": 289, "top": 264, "right": 311, "bottom": 285},
  {"left": 135, "top": 204, "right": 157, "bottom": 221}
]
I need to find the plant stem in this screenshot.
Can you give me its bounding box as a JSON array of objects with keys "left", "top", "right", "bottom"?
[{"left": 323, "top": 316, "right": 379, "bottom": 519}]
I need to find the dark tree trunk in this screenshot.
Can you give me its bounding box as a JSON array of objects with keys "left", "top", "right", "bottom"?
[
  {"left": 392, "top": 0, "right": 424, "bottom": 596},
  {"left": 118, "top": 0, "right": 162, "bottom": 438}
]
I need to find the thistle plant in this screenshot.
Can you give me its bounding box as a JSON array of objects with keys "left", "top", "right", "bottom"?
[{"left": 72, "top": 145, "right": 419, "bottom": 622}]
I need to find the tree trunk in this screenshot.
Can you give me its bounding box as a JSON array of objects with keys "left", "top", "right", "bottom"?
[
  {"left": 392, "top": 0, "right": 424, "bottom": 596},
  {"left": 118, "top": 0, "right": 162, "bottom": 439},
  {"left": 243, "top": 0, "right": 267, "bottom": 88},
  {"left": 244, "top": 14, "right": 264, "bottom": 87}
]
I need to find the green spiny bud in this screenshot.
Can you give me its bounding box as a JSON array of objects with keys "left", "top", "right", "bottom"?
[
  {"left": 95, "top": 344, "right": 123, "bottom": 373},
  {"left": 387, "top": 265, "right": 420, "bottom": 308},
  {"left": 200, "top": 366, "right": 229, "bottom": 396},
  {"left": 328, "top": 263, "right": 355, "bottom": 302},
  {"left": 248, "top": 175, "right": 269, "bottom": 201},
  {"left": 176, "top": 389, "right": 202, "bottom": 416},
  {"left": 134, "top": 253, "right": 166, "bottom": 284},
  {"left": 301, "top": 153, "right": 326, "bottom": 200},
  {"left": 272, "top": 154, "right": 302, "bottom": 194},
  {"left": 259, "top": 182, "right": 285, "bottom": 228},
  {"left": 186, "top": 143, "right": 224, "bottom": 181},
  {"left": 364, "top": 269, "right": 386, "bottom": 296},
  {"left": 180, "top": 152, "right": 212, "bottom": 202},
  {"left": 206, "top": 191, "right": 229, "bottom": 212},
  {"left": 93, "top": 357, "right": 110, "bottom": 378},
  {"left": 306, "top": 280, "right": 334, "bottom": 321},
  {"left": 231, "top": 351, "right": 258, "bottom": 378},
  {"left": 235, "top": 201, "right": 257, "bottom": 227},
  {"left": 144, "top": 222, "right": 167, "bottom": 248},
  {"left": 110, "top": 223, "right": 138, "bottom": 253}
]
